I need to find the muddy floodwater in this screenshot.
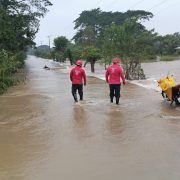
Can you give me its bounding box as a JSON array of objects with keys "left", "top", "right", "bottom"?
[{"left": 0, "top": 56, "right": 180, "bottom": 180}]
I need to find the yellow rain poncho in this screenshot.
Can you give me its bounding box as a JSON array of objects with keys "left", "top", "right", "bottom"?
[{"left": 158, "top": 76, "right": 176, "bottom": 101}]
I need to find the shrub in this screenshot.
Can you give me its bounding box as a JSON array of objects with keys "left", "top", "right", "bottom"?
[{"left": 0, "top": 50, "right": 26, "bottom": 94}]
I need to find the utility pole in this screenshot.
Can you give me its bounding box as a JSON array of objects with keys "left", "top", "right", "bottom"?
[{"left": 47, "top": 35, "right": 52, "bottom": 51}]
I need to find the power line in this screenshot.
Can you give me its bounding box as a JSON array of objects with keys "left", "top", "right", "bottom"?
[
  {"left": 54, "top": 0, "right": 171, "bottom": 41},
  {"left": 103, "top": 0, "right": 119, "bottom": 10},
  {"left": 59, "top": 0, "right": 105, "bottom": 40},
  {"left": 148, "top": 0, "right": 169, "bottom": 11},
  {"left": 153, "top": 0, "right": 179, "bottom": 15},
  {"left": 129, "top": 0, "right": 146, "bottom": 9},
  {"left": 103, "top": 0, "right": 170, "bottom": 14},
  {"left": 92, "top": 0, "right": 103, "bottom": 8}
]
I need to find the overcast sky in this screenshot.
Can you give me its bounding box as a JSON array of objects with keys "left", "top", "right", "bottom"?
[{"left": 35, "top": 0, "right": 180, "bottom": 47}]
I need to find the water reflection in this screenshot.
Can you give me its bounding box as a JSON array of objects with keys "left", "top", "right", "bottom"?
[
  {"left": 106, "top": 109, "right": 124, "bottom": 137},
  {"left": 0, "top": 95, "right": 52, "bottom": 180},
  {"left": 72, "top": 105, "right": 88, "bottom": 139}
]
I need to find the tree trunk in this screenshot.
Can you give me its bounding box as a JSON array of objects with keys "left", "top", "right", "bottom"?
[
  {"left": 69, "top": 58, "right": 73, "bottom": 65},
  {"left": 84, "top": 61, "right": 88, "bottom": 67},
  {"left": 90, "top": 61, "right": 95, "bottom": 73},
  {"left": 124, "top": 60, "right": 145, "bottom": 80},
  {"left": 104, "top": 63, "right": 107, "bottom": 70}
]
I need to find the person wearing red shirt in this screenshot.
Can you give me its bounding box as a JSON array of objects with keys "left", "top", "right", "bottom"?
[
  {"left": 105, "top": 58, "right": 126, "bottom": 105},
  {"left": 70, "top": 60, "right": 86, "bottom": 102}
]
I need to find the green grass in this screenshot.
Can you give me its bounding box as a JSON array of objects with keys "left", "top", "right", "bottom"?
[
  {"left": 160, "top": 55, "right": 179, "bottom": 61},
  {"left": 0, "top": 50, "right": 27, "bottom": 95},
  {"left": 0, "top": 71, "right": 26, "bottom": 94}
]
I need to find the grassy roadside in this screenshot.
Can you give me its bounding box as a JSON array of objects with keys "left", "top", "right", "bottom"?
[
  {"left": 0, "top": 50, "right": 26, "bottom": 95},
  {"left": 160, "top": 55, "right": 180, "bottom": 61},
  {"left": 0, "top": 70, "right": 26, "bottom": 94},
  {"left": 142, "top": 55, "right": 180, "bottom": 63}
]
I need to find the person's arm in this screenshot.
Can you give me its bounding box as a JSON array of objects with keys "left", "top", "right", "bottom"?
[
  {"left": 119, "top": 67, "right": 125, "bottom": 85},
  {"left": 70, "top": 69, "right": 73, "bottom": 82},
  {"left": 105, "top": 68, "right": 109, "bottom": 83},
  {"left": 82, "top": 70, "right": 86, "bottom": 86}
]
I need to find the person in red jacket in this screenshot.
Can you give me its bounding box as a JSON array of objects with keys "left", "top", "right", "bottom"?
[
  {"left": 105, "top": 58, "right": 126, "bottom": 105},
  {"left": 70, "top": 60, "right": 86, "bottom": 102}
]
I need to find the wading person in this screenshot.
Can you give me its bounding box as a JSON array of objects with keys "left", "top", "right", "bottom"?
[
  {"left": 70, "top": 60, "right": 86, "bottom": 102},
  {"left": 105, "top": 58, "right": 126, "bottom": 105},
  {"left": 172, "top": 84, "right": 180, "bottom": 105}
]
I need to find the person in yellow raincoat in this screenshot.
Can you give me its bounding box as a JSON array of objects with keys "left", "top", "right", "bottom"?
[{"left": 158, "top": 76, "right": 180, "bottom": 105}]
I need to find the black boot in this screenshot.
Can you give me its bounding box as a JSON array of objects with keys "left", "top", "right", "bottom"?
[
  {"left": 116, "top": 97, "right": 119, "bottom": 105},
  {"left": 110, "top": 96, "right": 113, "bottom": 103},
  {"left": 175, "top": 98, "right": 180, "bottom": 106},
  {"left": 80, "top": 95, "right": 83, "bottom": 101},
  {"left": 73, "top": 94, "right": 78, "bottom": 102}
]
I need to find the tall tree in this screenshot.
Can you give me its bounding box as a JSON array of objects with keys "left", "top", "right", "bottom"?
[
  {"left": 161, "top": 33, "right": 180, "bottom": 55},
  {"left": 53, "top": 36, "right": 69, "bottom": 62},
  {"left": 102, "top": 20, "right": 157, "bottom": 79},
  {"left": 0, "top": 0, "right": 52, "bottom": 52},
  {"left": 73, "top": 8, "right": 153, "bottom": 47},
  {"left": 54, "top": 36, "right": 69, "bottom": 52},
  {"left": 81, "top": 46, "right": 101, "bottom": 73},
  {"left": 0, "top": 0, "right": 52, "bottom": 94}
]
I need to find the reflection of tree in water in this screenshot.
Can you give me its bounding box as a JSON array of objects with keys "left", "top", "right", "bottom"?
[{"left": 72, "top": 106, "right": 89, "bottom": 139}]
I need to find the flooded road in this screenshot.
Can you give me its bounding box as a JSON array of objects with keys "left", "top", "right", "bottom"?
[{"left": 0, "top": 56, "right": 180, "bottom": 180}]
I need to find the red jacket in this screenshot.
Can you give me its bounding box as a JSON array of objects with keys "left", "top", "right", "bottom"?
[
  {"left": 105, "top": 64, "right": 125, "bottom": 84},
  {"left": 70, "top": 66, "right": 86, "bottom": 85}
]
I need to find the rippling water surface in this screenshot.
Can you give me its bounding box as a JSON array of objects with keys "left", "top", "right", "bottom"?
[{"left": 0, "top": 56, "right": 180, "bottom": 180}]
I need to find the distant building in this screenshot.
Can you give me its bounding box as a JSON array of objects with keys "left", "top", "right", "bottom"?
[
  {"left": 37, "top": 45, "right": 50, "bottom": 51},
  {"left": 175, "top": 47, "right": 180, "bottom": 55},
  {"left": 175, "top": 47, "right": 180, "bottom": 50}
]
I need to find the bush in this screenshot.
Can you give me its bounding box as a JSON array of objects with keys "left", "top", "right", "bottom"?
[
  {"left": 0, "top": 81, "right": 7, "bottom": 94},
  {"left": 0, "top": 50, "right": 26, "bottom": 94},
  {"left": 34, "top": 49, "right": 52, "bottom": 59}
]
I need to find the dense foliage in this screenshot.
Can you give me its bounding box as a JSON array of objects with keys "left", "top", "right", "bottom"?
[
  {"left": 0, "top": 0, "right": 52, "bottom": 93},
  {"left": 73, "top": 8, "right": 153, "bottom": 47},
  {"left": 71, "top": 8, "right": 180, "bottom": 77},
  {"left": 72, "top": 9, "right": 155, "bottom": 75},
  {"left": 32, "top": 8, "right": 180, "bottom": 79}
]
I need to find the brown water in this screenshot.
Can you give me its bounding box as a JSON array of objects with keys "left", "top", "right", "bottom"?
[
  {"left": 0, "top": 56, "right": 180, "bottom": 180},
  {"left": 142, "top": 60, "right": 180, "bottom": 81}
]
